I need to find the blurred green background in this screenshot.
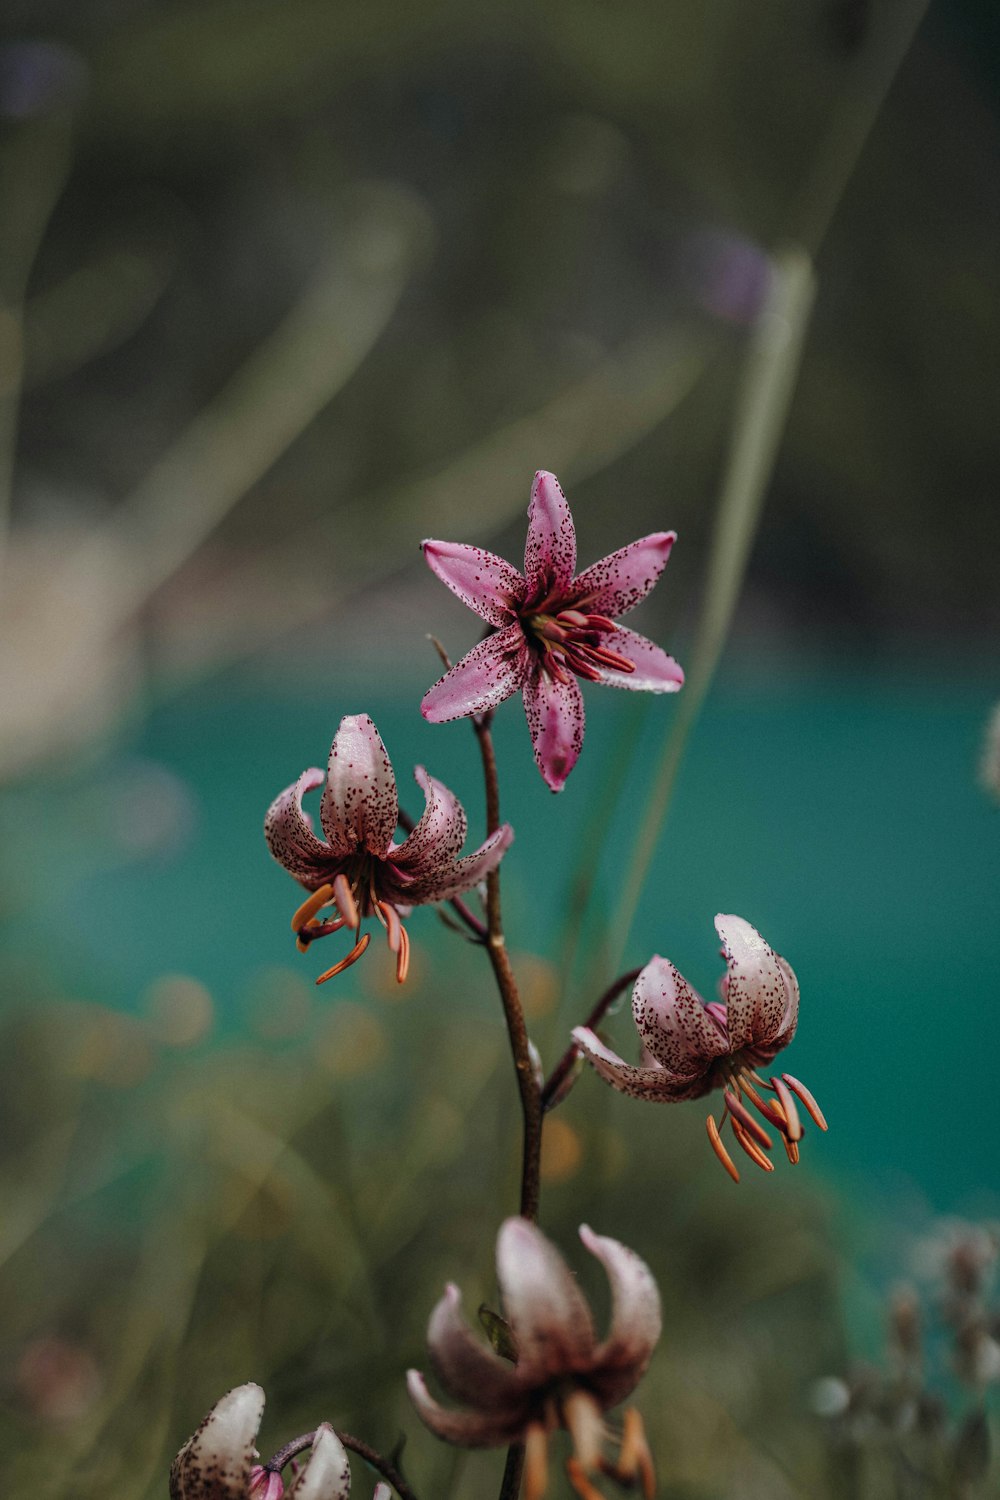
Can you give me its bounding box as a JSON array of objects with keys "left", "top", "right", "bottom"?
[{"left": 0, "top": 0, "right": 998, "bottom": 1496}]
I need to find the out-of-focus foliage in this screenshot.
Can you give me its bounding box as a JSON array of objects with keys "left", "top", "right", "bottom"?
[{"left": 0, "top": 954, "right": 850, "bottom": 1500}]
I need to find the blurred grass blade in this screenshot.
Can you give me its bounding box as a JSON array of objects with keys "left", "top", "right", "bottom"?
[{"left": 611, "top": 247, "right": 816, "bottom": 961}]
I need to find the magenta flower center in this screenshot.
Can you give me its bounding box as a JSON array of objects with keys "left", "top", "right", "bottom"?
[{"left": 521, "top": 607, "right": 636, "bottom": 686}]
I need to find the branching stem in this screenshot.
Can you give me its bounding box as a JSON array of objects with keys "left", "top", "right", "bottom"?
[{"left": 541, "top": 968, "right": 642, "bottom": 1111}]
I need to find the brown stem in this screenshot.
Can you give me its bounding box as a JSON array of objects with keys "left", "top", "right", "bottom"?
[
  {"left": 498, "top": 1442, "right": 526, "bottom": 1500},
  {"left": 471, "top": 710, "right": 544, "bottom": 1224},
  {"left": 541, "top": 968, "right": 642, "bottom": 1111},
  {"left": 266, "top": 1429, "right": 419, "bottom": 1500}
]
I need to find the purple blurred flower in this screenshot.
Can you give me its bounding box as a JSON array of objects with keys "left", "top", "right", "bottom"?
[
  {"left": 407, "top": 1217, "right": 660, "bottom": 1497},
  {"left": 421, "top": 470, "right": 683, "bottom": 791},
  {"left": 265, "top": 714, "right": 511, "bottom": 983},
  {"left": 574, "top": 915, "right": 827, "bottom": 1181},
  {"left": 169, "top": 1385, "right": 351, "bottom": 1500}
]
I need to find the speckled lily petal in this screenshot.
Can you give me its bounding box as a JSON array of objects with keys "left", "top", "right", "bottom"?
[
  {"left": 632, "top": 956, "right": 730, "bottom": 1074},
  {"left": 406, "top": 1371, "right": 525, "bottom": 1448},
  {"left": 523, "top": 668, "right": 584, "bottom": 792},
  {"left": 287, "top": 1425, "right": 352, "bottom": 1500},
  {"left": 421, "top": 624, "right": 529, "bottom": 723},
  {"left": 392, "top": 766, "right": 468, "bottom": 880},
  {"left": 422, "top": 540, "right": 525, "bottom": 629},
  {"left": 496, "top": 1218, "right": 595, "bottom": 1381},
  {"left": 426, "top": 1283, "right": 528, "bottom": 1409},
  {"left": 572, "top": 1027, "right": 707, "bottom": 1101},
  {"left": 591, "top": 625, "right": 685, "bottom": 693},
  {"left": 524, "top": 470, "right": 576, "bottom": 598},
  {"left": 170, "top": 1384, "right": 265, "bottom": 1500},
  {"left": 264, "top": 768, "right": 332, "bottom": 887},
  {"left": 409, "top": 822, "right": 513, "bottom": 903},
  {"left": 771, "top": 953, "right": 800, "bottom": 1050},
  {"left": 716, "top": 915, "right": 792, "bottom": 1054},
  {"left": 581, "top": 1226, "right": 662, "bottom": 1407},
  {"left": 321, "top": 715, "right": 398, "bottom": 858},
  {"left": 571, "top": 531, "right": 675, "bottom": 616}
]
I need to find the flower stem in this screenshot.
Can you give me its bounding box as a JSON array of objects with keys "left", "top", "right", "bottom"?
[
  {"left": 498, "top": 1442, "right": 526, "bottom": 1500},
  {"left": 541, "top": 968, "right": 642, "bottom": 1111},
  {"left": 472, "top": 712, "right": 543, "bottom": 1223},
  {"left": 266, "top": 1430, "right": 419, "bottom": 1500}
]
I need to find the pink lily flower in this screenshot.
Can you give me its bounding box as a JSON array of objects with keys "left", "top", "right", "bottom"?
[
  {"left": 170, "top": 1384, "right": 355, "bottom": 1500},
  {"left": 573, "top": 915, "right": 828, "bottom": 1182},
  {"left": 407, "top": 1217, "right": 661, "bottom": 1499},
  {"left": 421, "top": 470, "right": 683, "bottom": 791},
  {"left": 265, "top": 714, "right": 512, "bottom": 984}
]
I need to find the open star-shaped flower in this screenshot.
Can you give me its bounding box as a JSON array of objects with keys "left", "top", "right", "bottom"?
[
  {"left": 421, "top": 470, "right": 683, "bottom": 791},
  {"left": 407, "top": 1217, "right": 661, "bottom": 1498},
  {"left": 265, "top": 714, "right": 512, "bottom": 983},
  {"left": 574, "top": 915, "right": 828, "bottom": 1182},
  {"left": 169, "top": 1384, "right": 360, "bottom": 1500}
]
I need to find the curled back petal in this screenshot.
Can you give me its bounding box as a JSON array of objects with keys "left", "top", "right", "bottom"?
[
  {"left": 426, "top": 1284, "right": 527, "bottom": 1409},
  {"left": 581, "top": 1226, "right": 662, "bottom": 1407},
  {"left": 771, "top": 953, "right": 800, "bottom": 1051},
  {"left": 422, "top": 540, "right": 526, "bottom": 628},
  {"left": 406, "top": 1370, "right": 526, "bottom": 1449},
  {"left": 571, "top": 531, "right": 675, "bottom": 617},
  {"left": 496, "top": 1217, "right": 595, "bottom": 1382},
  {"left": 264, "top": 768, "right": 334, "bottom": 887},
  {"left": 589, "top": 625, "right": 684, "bottom": 694},
  {"left": 321, "top": 715, "right": 399, "bottom": 858},
  {"left": 392, "top": 766, "right": 468, "bottom": 878},
  {"left": 715, "top": 915, "right": 792, "bottom": 1054},
  {"left": 631, "top": 956, "right": 730, "bottom": 1075},
  {"left": 287, "top": 1425, "right": 352, "bottom": 1500},
  {"left": 406, "top": 822, "right": 513, "bottom": 904},
  {"left": 170, "top": 1384, "right": 265, "bottom": 1500},
  {"left": 572, "top": 1027, "right": 707, "bottom": 1101},
  {"left": 420, "top": 624, "right": 529, "bottom": 723},
  {"left": 524, "top": 470, "right": 576, "bottom": 601},
  {"left": 523, "top": 668, "right": 584, "bottom": 792}
]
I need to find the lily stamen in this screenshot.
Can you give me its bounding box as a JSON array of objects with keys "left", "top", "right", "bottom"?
[
  {"left": 781, "top": 1072, "right": 828, "bottom": 1131},
  {"left": 315, "top": 931, "right": 371, "bottom": 984},
  {"left": 332, "top": 872, "right": 359, "bottom": 930},
  {"left": 396, "top": 924, "right": 411, "bottom": 984},
  {"left": 706, "top": 1114, "right": 740, "bottom": 1183},
  {"left": 723, "top": 1090, "right": 773, "bottom": 1151},
  {"left": 770, "top": 1075, "right": 803, "bottom": 1141},
  {"left": 731, "top": 1118, "right": 775, "bottom": 1172},
  {"left": 290, "top": 882, "right": 335, "bottom": 933}
]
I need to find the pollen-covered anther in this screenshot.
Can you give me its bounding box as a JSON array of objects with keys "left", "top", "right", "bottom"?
[
  {"left": 601, "top": 1408, "right": 655, "bottom": 1500},
  {"left": 731, "top": 1119, "right": 775, "bottom": 1172},
  {"left": 565, "top": 1459, "right": 605, "bottom": 1500},
  {"left": 315, "top": 931, "right": 370, "bottom": 984},
  {"left": 290, "top": 883, "right": 335, "bottom": 933},
  {"left": 723, "top": 1090, "right": 772, "bottom": 1151},
  {"left": 782, "top": 1073, "right": 827, "bottom": 1131},
  {"left": 524, "top": 1423, "right": 549, "bottom": 1500},
  {"left": 396, "top": 924, "right": 411, "bottom": 984},
  {"left": 707, "top": 1114, "right": 740, "bottom": 1183},
  {"left": 332, "top": 872, "right": 359, "bottom": 930},
  {"left": 563, "top": 1391, "right": 605, "bottom": 1473},
  {"left": 770, "top": 1075, "right": 802, "bottom": 1141}
]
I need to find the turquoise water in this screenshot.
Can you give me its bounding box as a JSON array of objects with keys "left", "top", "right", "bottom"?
[{"left": 5, "top": 658, "right": 998, "bottom": 1214}]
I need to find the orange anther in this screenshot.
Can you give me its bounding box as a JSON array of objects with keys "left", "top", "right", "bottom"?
[
  {"left": 771, "top": 1075, "right": 802, "bottom": 1141},
  {"left": 706, "top": 1114, "right": 740, "bottom": 1183},
  {"left": 782, "top": 1073, "right": 828, "bottom": 1131},
  {"left": 315, "top": 931, "right": 370, "bottom": 984},
  {"left": 332, "top": 872, "right": 359, "bottom": 930},
  {"left": 396, "top": 923, "right": 411, "bottom": 984},
  {"left": 290, "top": 883, "right": 334, "bottom": 933},
  {"left": 724, "top": 1090, "right": 773, "bottom": 1151},
  {"left": 731, "top": 1119, "right": 775, "bottom": 1172}
]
